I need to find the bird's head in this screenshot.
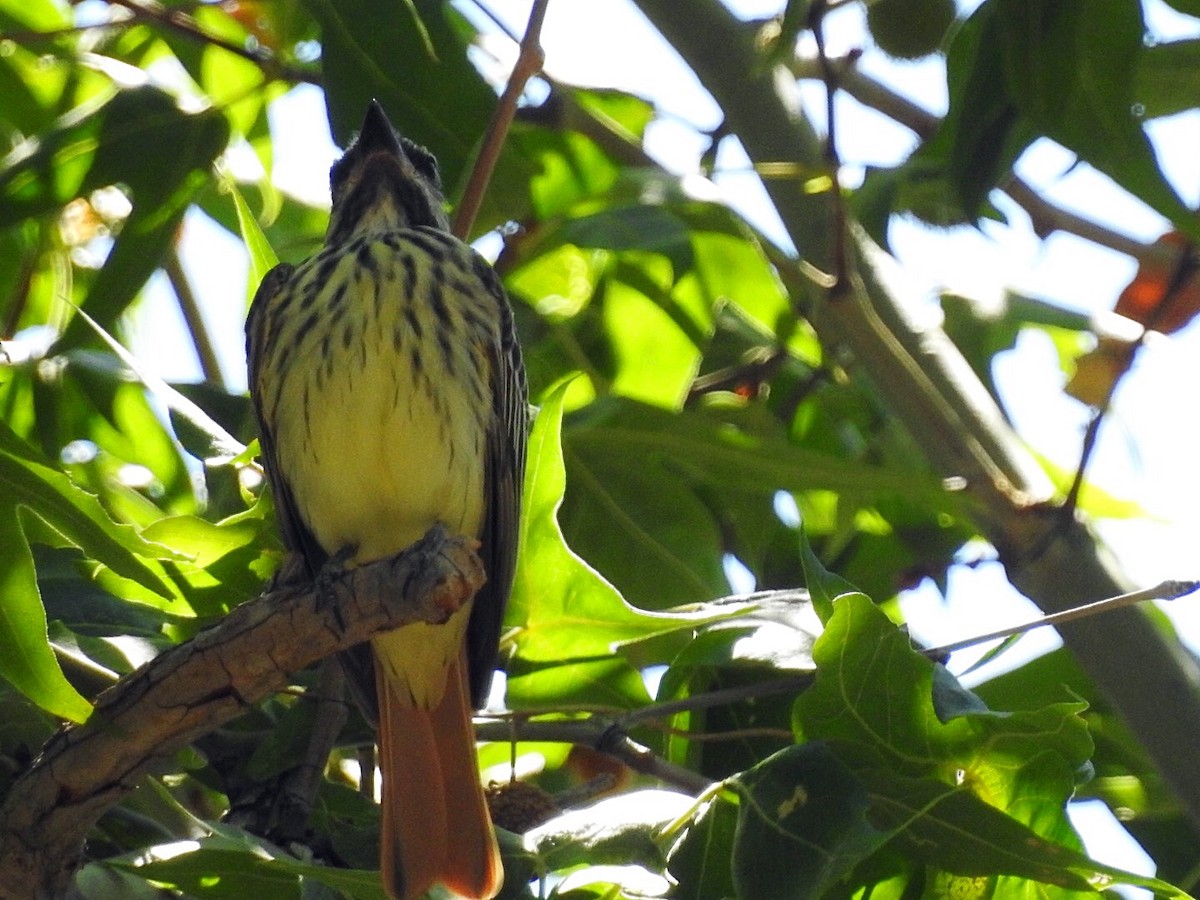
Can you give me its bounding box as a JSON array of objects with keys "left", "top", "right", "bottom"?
[{"left": 325, "top": 100, "right": 449, "bottom": 244}]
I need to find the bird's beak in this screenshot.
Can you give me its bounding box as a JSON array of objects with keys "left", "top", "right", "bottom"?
[{"left": 355, "top": 100, "right": 404, "bottom": 160}]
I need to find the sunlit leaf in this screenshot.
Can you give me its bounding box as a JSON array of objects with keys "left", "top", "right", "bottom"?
[
  {"left": 667, "top": 790, "right": 739, "bottom": 900},
  {"left": 1136, "top": 39, "right": 1200, "bottom": 121},
  {"left": 798, "top": 527, "right": 863, "bottom": 623},
  {"left": 223, "top": 174, "right": 280, "bottom": 294},
  {"left": 561, "top": 396, "right": 958, "bottom": 608},
  {"left": 0, "top": 86, "right": 230, "bottom": 344},
  {"left": 524, "top": 789, "right": 694, "bottom": 872},
  {"left": 110, "top": 842, "right": 387, "bottom": 899},
  {"left": 0, "top": 421, "right": 177, "bottom": 595},
  {"left": 0, "top": 508, "right": 91, "bottom": 723},
  {"left": 864, "top": 772, "right": 1193, "bottom": 897},
  {"left": 0, "top": 422, "right": 182, "bottom": 720},
  {"left": 506, "top": 382, "right": 725, "bottom": 707}
]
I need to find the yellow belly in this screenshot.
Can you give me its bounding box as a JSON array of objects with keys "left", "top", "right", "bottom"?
[
  {"left": 267, "top": 239, "right": 491, "bottom": 708},
  {"left": 279, "top": 349, "right": 485, "bottom": 564}
]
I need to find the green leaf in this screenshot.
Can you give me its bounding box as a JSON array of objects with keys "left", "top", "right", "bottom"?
[
  {"left": 0, "top": 86, "right": 230, "bottom": 345},
  {"left": 524, "top": 789, "right": 694, "bottom": 873},
  {"left": 736, "top": 595, "right": 1198, "bottom": 896},
  {"left": 0, "top": 420, "right": 176, "bottom": 596},
  {"left": 798, "top": 527, "right": 863, "bottom": 623},
  {"left": 997, "top": 0, "right": 1197, "bottom": 234},
  {"left": 505, "top": 655, "right": 651, "bottom": 709},
  {"left": 666, "top": 590, "right": 820, "bottom": 674},
  {"left": 795, "top": 595, "right": 1094, "bottom": 807},
  {"left": 1156, "top": 0, "right": 1200, "bottom": 14},
  {"left": 515, "top": 124, "right": 622, "bottom": 222},
  {"left": 1136, "top": 39, "right": 1200, "bottom": 120},
  {"left": 301, "top": 0, "right": 494, "bottom": 192},
  {"left": 667, "top": 789, "right": 740, "bottom": 900},
  {"left": 556, "top": 204, "right": 695, "bottom": 275},
  {"left": 786, "top": 595, "right": 1191, "bottom": 892},
  {"left": 1160, "top": 0, "right": 1200, "bottom": 15},
  {"left": 71, "top": 305, "right": 246, "bottom": 466},
  {"left": 729, "top": 743, "right": 889, "bottom": 900},
  {"left": 506, "top": 382, "right": 722, "bottom": 707},
  {"left": 0, "top": 0, "right": 68, "bottom": 33},
  {"left": 0, "top": 2, "right": 71, "bottom": 139},
  {"left": 110, "top": 843, "right": 388, "bottom": 899},
  {"left": 222, "top": 174, "right": 280, "bottom": 296},
  {"left": 562, "top": 397, "right": 957, "bottom": 609},
  {"left": 863, "top": 771, "right": 1194, "bottom": 897},
  {"left": 917, "top": 0, "right": 1034, "bottom": 220},
  {"left": 510, "top": 382, "right": 678, "bottom": 659},
  {"left": 0, "top": 422, "right": 184, "bottom": 720},
  {"left": 572, "top": 88, "right": 657, "bottom": 142},
  {"left": 0, "top": 509, "right": 91, "bottom": 723},
  {"left": 562, "top": 410, "right": 727, "bottom": 607},
  {"left": 195, "top": 177, "right": 327, "bottom": 265}
]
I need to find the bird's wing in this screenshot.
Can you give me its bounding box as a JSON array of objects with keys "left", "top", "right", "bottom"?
[
  {"left": 465, "top": 253, "right": 528, "bottom": 709},
  {"left": 245, "top": 261, "right": 329, "bottom": 574}
]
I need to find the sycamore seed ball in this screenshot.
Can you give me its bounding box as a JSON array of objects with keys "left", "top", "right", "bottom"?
[{"left": 866, "top": 0, "right": 957, "bottom": 60}]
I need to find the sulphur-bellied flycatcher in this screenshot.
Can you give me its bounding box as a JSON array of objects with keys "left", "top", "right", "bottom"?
[{"left": 246, "top": 100, "right": 526, "bottom": 900}]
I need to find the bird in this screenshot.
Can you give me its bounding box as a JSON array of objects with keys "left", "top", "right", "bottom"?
[{"left": 246, "top": 99, "right": 526, "bottom": 900}]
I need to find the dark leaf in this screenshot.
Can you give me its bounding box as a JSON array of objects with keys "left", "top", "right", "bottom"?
[
  {"left": 301, "top": 0, "right": 493, "bottom": 194},
  {"left": 730, "top": 743, "right": 888, "bottom": 900},
  {"left": 668, "top": 789, "right": 739, "bottom": 900}
]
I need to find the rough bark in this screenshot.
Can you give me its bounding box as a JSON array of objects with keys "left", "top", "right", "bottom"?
[{"left": 0, "top": 526, "right": 484, "bottom": 900}]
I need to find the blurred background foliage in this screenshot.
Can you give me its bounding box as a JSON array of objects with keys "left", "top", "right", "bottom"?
[{"left": 2, "top": 0, "right": 1200, "bottom": 896}]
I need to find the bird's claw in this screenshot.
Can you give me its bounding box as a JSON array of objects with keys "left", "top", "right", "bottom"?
[{"left": 316, "top": 546, "right": 356, "bottom": 633}]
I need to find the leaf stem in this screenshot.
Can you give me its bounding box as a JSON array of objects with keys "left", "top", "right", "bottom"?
[{"left": 924, "top": 579, "right": 1199, "bottom": 659}]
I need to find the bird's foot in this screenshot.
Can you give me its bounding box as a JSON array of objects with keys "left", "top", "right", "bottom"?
[{"left": 316, "top": 545, "right": 357, "bottom": 633}]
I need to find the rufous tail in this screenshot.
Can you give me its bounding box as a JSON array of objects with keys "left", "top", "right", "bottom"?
[{"left": 376, "top": 653, "right": 501, "bottom": 900}]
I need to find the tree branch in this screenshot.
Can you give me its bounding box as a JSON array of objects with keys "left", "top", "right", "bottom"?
[
  {"left": 632, "top": 0, "right": 1200, "bottom": 833},
  {"left": 0, "top": 526, "right": 484, "bottom": 900}
]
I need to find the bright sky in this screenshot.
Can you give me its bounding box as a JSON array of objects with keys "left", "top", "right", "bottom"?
[{"left": 124, "top": 0, "right": 1200, "bottom": 887}]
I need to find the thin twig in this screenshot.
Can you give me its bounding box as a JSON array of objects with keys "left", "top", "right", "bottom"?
[
  {"left": 163, "top": 245, "right": 226, "bottom": 387},
  {"left": 452, "top": 0, "right": 551, "bottom": 238},
  {"left": 104, "top": 0, "right": 318, "bottom": 84},
  {"left": 924, "top": 579, "right": 1199, "bottom": 659},
  {"left": 473, "top": 675, "right": 814, "bottom": 795},
  {"left": 465, "top": 0, "right": 523, "bottom": 44},
  {"left": 686, "top": 346, "right": 788, "bottom": 402},
  {"left": 619, "top": 675, "right": 813, "bottom": 728},
  {"left": 475, "top": 717, "right": 714, "bottom": 794},
  {"left": 1061, "top": 243, "right": 1199, "bottom": 518},
  {"left": 643, "top": 722, "right": 795, "bottom": 742},
  {"left": 808, "top": 2, "right": 850, "bottom": 295}
]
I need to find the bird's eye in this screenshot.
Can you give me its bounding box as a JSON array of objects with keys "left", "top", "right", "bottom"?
[
  {"left": 329, "top": 157, "right": 351, "bottom": 199},
  {"left": 401, "top": 138, "right": 441, "bottom": 188}
]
